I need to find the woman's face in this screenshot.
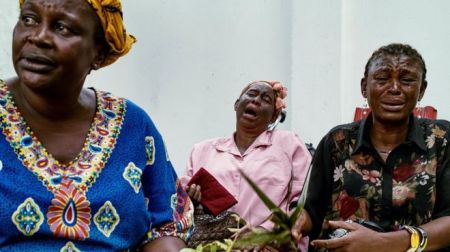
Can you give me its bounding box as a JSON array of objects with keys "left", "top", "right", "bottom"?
[
  {"left": 12, "top": 0, "right": 102, "bottom": 93},
  {"left": 361, "top": 54, "right": 427, "bottom": 123},
  {"left": 235, "top": 82, "right": 277, "bottom": 132}
]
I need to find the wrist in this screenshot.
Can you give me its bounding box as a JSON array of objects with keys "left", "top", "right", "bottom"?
[
  {"left": 401, "top": 225, "right": 428, "bottom": 252},
  {"left": 379, "top": 230, "right": 410, "bottom": 252}
]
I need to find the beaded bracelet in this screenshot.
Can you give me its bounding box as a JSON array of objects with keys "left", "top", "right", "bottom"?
[
  {"left": 414, "top": 226, "right": 428, "bottom": 252},
  {"left": 402, "top": 225, "right": 420, "bottom": 252}
]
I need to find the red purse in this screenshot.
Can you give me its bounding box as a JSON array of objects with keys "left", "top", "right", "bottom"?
[
  {"left": 353, "top": 106, "right": 437, "bottom": 121},
  {"left": 187, "top": 167, "right": 237, "bottom": 216}
]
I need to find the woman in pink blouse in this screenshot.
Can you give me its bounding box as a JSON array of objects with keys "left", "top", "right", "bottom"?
[{"left": 182, "top": 80, "right": 312, "bottom": 250}]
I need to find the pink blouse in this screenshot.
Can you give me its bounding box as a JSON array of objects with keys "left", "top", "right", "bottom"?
[{"left": 181, "top": 130, "right": 311, "bottom": 250}]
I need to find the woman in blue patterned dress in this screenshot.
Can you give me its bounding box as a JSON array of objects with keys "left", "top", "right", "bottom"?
[{"left": 0, "top": 0, "right": 193, "bottom": 251}]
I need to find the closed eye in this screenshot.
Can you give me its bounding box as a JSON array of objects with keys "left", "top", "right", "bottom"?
[
  {"left": 262, "top": 94, "right": 273, "bottom": 103},
  {"left": 246, "top": 90, "right": 258, "bottom": 97}
]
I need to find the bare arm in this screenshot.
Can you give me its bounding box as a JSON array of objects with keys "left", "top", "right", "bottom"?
[
  {"left": 422, "top": 216, "right": 450, "bottom": 251},
  {"left": 310, "top": 216, "right": 450, "bottom": 252},
  {"left": 141, "top": 236, "right": 186, "bottom": 252}
]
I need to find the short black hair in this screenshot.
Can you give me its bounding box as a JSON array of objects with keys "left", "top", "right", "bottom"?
[{"left": 363, "top": 43, "right": 427, "bottom": 82}]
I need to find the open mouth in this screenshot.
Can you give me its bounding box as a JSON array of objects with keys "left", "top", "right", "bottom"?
[
  {"left": 21, "top": 54, "right": 56, "bottom": 73},
  {"left": 243, "top": 107, "right": 258, "bottom": 119}
]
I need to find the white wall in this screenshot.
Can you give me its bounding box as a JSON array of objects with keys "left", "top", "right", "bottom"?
[
  {"left": 1, "top": 1, "right": 449, "bottom": 176},
  {"left": 291, "top": 0, "right": 343, "bottom": 145},
  {"left": 0, "top": 3, "right": 19, "bottom": 76}
]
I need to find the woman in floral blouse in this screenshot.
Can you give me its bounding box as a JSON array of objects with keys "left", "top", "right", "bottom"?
[{"left": 292, "top": 43, "right": 450, "bottom": 251}]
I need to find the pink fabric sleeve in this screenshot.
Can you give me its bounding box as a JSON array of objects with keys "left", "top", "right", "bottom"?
[{"left": 179, "top": 146, "right": 196, "bottom": 188}]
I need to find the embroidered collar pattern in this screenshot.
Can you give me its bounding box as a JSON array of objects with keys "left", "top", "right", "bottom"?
[{"left": 0, "top": 81, "right": 126, "bottom": 193}]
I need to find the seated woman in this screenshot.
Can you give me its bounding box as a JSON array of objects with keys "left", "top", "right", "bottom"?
[
  {"left": 0, "top": 0, "right": 192, "bottom": 251},
  {"left": 182, "top": 80, "right": 312, "bottom": 250},
  {"left": 292, "top": 43, "right": 450, "bottom": 251}
]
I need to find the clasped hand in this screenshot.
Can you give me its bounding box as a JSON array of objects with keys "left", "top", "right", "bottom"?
[
  {"left": 310, "top": 220, "right": 386, "bottom": 252},
  {"left": 291, "top": 214, "right": 387, "bottom": 252}
]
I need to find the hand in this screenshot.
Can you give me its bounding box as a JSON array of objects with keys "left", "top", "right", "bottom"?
[
  {"left": 311, "top": 220, "right": 386, "bottom": 252},
  {"left": 291, "top": 210, "right": 308, "bottom": 241},
  {"left": 186, "top": 184, "right": 202, "bottom": 203}
]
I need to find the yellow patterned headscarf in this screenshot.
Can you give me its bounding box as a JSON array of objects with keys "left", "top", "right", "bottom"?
[{"left": 19, "top": 0, "right": 136, "bottom": 68}]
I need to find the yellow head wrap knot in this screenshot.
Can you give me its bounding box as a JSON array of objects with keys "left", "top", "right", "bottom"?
[
  {"left": 18, "top": 0, "right": 136, "bottom": 68},
  {"left": 86, "top": 0, "right": 136, "bottom": 67}
]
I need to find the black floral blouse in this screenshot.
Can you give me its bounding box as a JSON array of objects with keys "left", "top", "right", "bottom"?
[{"left": 304, "top": 115, "right": 450, "bottom": 250}]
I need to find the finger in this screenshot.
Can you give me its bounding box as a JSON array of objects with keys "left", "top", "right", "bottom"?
[
  {"left": 186, "top": 184, "right": 194, "bottom": 197},
  {"left": 187, "top": 184, "right": 198, "bottom": 199},
  {"left": 311, "top": 237, "right": 347, "bottom": 249},
  {"left": 328, "top": 220, "right": 357, "bottom": 231},
  {"left": 291, "top": 217, "right": 304, "bottom": 241},
  {"left": 193, "top": 187, "right": 202, "bottom": 202},
  {"left": 291, "top": 229, "right": 302, "bottom": 241}
]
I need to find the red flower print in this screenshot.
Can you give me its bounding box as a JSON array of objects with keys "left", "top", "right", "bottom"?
[
  {"left": 393, "top": 163, "right": 415, "bottom": 182},
  {"left": 335, "top": 191, "right": 359, "bottom": 219}
]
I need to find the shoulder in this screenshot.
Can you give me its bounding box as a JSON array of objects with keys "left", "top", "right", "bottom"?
[
  {"left": 95, "top": 89, "right": 161, "bottom": 138},
  {"left": 189, "top": 136, "right": 234, "bottom": 155},
  {"left": 192, "top": 136, "right": 227, "bottom": 149},
  {"left": 419, "top": 118, "right": 450, "bottom": 139},
  {"left": 417, "top": 118, "right": 450, "bottom": 130},
  {"left": 270, "top": 130, "right": 304, "bottom": 144},
  {"left": 97, "top": 89, "right": 155, "bottom": 125},
  {"left": 322, "top": 121, "right": 361, "bottom": 143},
  {"left": 327, "top": 121, "right": 361, "bottom": 134},
  {"left": 268, "top": 130, "right": 313, "bottom": 156},
  {"left": 124, "top": 98, "right": 151, "bottom": 121}
]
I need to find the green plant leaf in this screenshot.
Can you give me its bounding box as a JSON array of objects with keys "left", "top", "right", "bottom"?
[
  {"left": 235, "top": 230, "right": 278, "bottom": 247},
  {"left": 235, "top": 229, "right": 292, "bottom": 248},
  {"left": 289, "top": 165, "right": 312, "bottom": 226},
  {"left": 271, "top": 208, "right": 290, "bottom": 228},
  {"left": 237, "top": 167, "right": 313, "bottom": 250},
  {"left": 180, "top": 248, "right": 197, "bottom": 252}
]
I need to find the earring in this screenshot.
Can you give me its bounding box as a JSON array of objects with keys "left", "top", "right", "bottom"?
[
  {"left": 362, "top": 98, "right": 369, "bottom": 117},
  {"left": 416, "top": 100, "right": 422, "bottom": 118},
  {"left": 92, "top": 63, "right": 99, "bottom": 70}
]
